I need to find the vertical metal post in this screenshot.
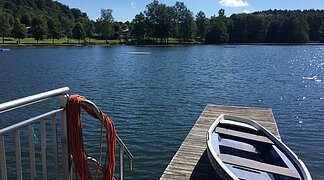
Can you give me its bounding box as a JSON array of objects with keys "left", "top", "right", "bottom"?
[
  {"left": 52, "top": 114, "right": 59, "bottom": 180},
  {"left": 60, "top": 95, "right": 71, "bottom": 180},
  {"left": 15, "top": 130, "right": 23, "bottom": 180},
  {"left": 129, "top": 158, "right": 134, "bottom": 170},
  {"left": 0, "top": 135, "right": 7, "bottom": 180},
  {"left": 40, "top": 118, "right": 47, "bottom": 180},
  {"left": 28, "top": 124, "right": 36, "bottom": 180},
  {"left": 119, "top": 145, "right": 124, "bottom": 180}
]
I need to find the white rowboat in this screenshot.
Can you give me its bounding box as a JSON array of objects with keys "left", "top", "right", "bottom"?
[{"left": 206, "top": 114, "right": 312, "bottom": 180}]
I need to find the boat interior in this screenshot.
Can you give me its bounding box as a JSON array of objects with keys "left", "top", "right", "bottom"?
[{"left": 211, "top": 120, "right": 303, "bottom": 180}]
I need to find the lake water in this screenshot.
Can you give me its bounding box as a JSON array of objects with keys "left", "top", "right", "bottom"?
[{"left": 0, "top": 45, "right": 323, "bottom": 179}]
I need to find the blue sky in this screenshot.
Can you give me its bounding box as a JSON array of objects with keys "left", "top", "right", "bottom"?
[{"left": 57, "top": 0, "right": 324, "bottom": 22}]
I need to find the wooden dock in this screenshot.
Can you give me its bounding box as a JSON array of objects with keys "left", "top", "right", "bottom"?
[{"left": 160, "top": 105, "right": 280, "bottom": 180}]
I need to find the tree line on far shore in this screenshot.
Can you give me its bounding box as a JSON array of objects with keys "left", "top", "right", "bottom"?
[
  {"left": 0, "top": 0, "right": 129, "bottom": 44},
  {"left": 132, "top": 1, "right": 324, "bottom": 43},
  {"left": 1, "top": 0, "right": 324, "bottom": 44}
]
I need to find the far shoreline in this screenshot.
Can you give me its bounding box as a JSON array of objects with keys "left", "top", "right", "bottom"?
[{"left": 1, "top": 42, "right": 324, "bottom": 48}]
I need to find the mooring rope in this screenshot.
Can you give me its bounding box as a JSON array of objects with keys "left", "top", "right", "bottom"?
[{"left": 67, "top": 94, "right": 116, "bottom": 180}]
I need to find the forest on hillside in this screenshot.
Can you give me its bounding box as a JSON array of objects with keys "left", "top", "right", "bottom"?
[
  {"left": 0, "top": 0, "right": 130, "bottom": 44},
  {"left": 1, "top": 0, "right": 324, "bottom": 44}
]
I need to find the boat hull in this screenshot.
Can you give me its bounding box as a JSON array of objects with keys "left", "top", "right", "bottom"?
[
  {"left": 206, "top": 114, "right": 312, "bottom": 180},
  {"left": 207, "top": 147, "right": 233, "bottom": 180}
]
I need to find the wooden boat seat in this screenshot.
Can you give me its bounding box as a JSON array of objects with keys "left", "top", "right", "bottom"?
[
  {"left": 215, "top": 127, "right": 274, "bottom": 144},
  {"left": 219, "top": 138, "right": 260, "bottom": 154},
  {"left": 220, "top": 154, "right": 300, "bottom": 179}
]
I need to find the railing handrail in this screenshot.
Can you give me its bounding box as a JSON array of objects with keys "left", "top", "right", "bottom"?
[
  {"left": 116, "top": 134, "right": 134, "bottom": 162},
  {"left": 0, "top": 108, "right": 64, "bottom": 135},
  {"left": 0, "top": 87, "right": 133, "bottom": 180},
  {"left": 0, "top": 87, "right": 70, "bottom": 180},
  {"left": 0, "top": 87, "right": 70, "bottom": 113}
]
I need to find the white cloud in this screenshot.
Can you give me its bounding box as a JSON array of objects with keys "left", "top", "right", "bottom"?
[
  {"left": 131, "top": 1, "right": 136, "bottom": 9},
  {"left": 242, "top": 9, "right": 250, "bottom": 13},
  {"left": 219, "top": 0, "right": 249, "bottom": 7}
]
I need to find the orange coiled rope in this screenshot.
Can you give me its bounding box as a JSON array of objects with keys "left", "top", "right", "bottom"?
[{"left": 67, "top": 94, "right": 116, "bottom": 180}]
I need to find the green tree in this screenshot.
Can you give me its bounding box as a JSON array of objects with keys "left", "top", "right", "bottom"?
[
  {"left": 195, "top": 11, "right": 207, "bottom": 41},
  {"left": 72, "top": 22, "right": 86, "bottom": 43},
  {"left": 144, "top": 0, "right": 176, "bottom": 42},
  {"left": 155, "top": 5, "right": 175, "bottom": 42},
  {"left": 3, "top": 1, "right": 18, "bottom": 14},
  {"left": 307, "top": 14, "right": 323, "bottom": 41},
  {"left": 0, "top": 0, "right": 96, "bottom": 43},
  {"left": 174, "top": 2, "right": 195, "bottom": 42},
  {"left": 112, "top": 22, "right": 122, "bottom": 39},
  {"left": 84, "top": 21, "right": 95, "bottom": 42},
  {"left": 228, "top": 14, "right": 268, "bottom": 43},
  {"left": 246, "top": 15, "right": 268, "bottom": 42},
  {"left": 280, "top": 15, "right": 309, "bottom": 43},
  {"left": 47, "top": 18, "right": 61, "bottom": 44},
  {"left": 132, "top": 12, "right": 146, "bottom": 39},
  {"left": 144, "top": 0, "right": 159, "bottom": 40},
  {"left": 320, "top": 26, "right": 324, "bottom": 42},
  {"left": 266, "top": 20, "right": 282, "bottom": 42},
  {"left": 12, "top": 19, "right": 27, "bottom": 44},
  {"left": 0, "top": 12, "right": 12, "bottom": 43},
  {"left": 20, "top": 13, "right": 31, "bottom": 27},
  {"left": 205, "top": 16, "right": 228, "bottom": 43},
  {"left": 31, "top": 16, "right": 47, "bottom": 43},
  {"left": 71, "top": 8, "right": 83, "bottom": 19},
  {"left": 35, "top": 0, "right": 45, "bottom": 10},
  {"left": 218, "top": 8, "right": 225, "bottom": 17},
  {"left": 124, "top": 21, "right": 134, "bottom": 32},
  {"left": 61, "top": 17, "right": 74, "bottom": 43},
  {"left": 96, "top": 9, "right": 114, "bottom": 43}
]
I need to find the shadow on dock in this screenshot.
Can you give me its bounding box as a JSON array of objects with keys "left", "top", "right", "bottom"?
[{"left": 190, "top": 149, "right": 220, "bottom": 179}]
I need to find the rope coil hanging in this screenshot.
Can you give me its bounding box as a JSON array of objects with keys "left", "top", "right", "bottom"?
[{"left": 67, "top": 94, "right": 116, "bottom": 180}]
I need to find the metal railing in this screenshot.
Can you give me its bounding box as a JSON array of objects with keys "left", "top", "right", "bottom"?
[{"left": 0, "top": 87, "right": 133, "bottom": 180}]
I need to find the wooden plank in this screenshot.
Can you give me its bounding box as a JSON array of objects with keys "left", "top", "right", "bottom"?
[
  {"left": 160, "top": 105, "right": 280, "bottom": 180},
  {"left": 220, "top": 154, "right": 299, "bottom": 178},
  {"left": 219, "top": 138, "right": 259, "bottom": 154},
  {"left": 215, "top": 127, "right": 274, "bottom": 144}
]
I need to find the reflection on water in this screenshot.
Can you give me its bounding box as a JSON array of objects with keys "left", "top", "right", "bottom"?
[{"left": 0, "top": 45, "right": 323, "bottom": 179}]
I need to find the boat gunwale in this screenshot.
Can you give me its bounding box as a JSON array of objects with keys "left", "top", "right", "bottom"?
[{"left": 206, "top": 114, "right": 312, "bottom": 180}]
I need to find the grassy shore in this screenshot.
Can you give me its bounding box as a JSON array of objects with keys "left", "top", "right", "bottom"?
[
  {"left": 0, "top": 37, "right": 121, "bottom": 46},
  {"left": 1, "top": 37, "right": 323, "bottom": 47},
  {"left": 0, "top": 37, "right": 203, "bottom": 46}
]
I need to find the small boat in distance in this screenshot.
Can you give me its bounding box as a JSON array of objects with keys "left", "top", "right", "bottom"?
[
  {"left": 126, "top": 51, "right": 151, "bottom": 55},
  {"left": 206, "top": 114, "right": 312, "bottom": 180},
  {"left": 0, "top": 48, "right": 10, "bottom": 52}
]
